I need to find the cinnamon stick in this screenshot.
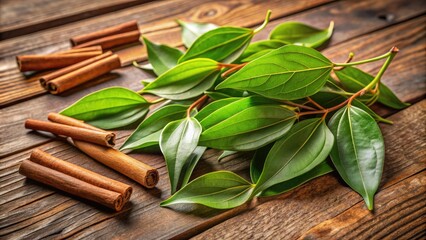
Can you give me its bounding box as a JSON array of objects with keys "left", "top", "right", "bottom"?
[
  {"left": 19, "top": 159, "right": 124, "bottom": 211},
  {"left": 30, "top": 149, "right": 132, "bottom": 202},
  {"left": 25, "top": 119, "right": 116, "bottom": 147},
  {"left": 73, "top": 30, "right": 141, "bottom": 50},
  {"left": 57, "top": 46, "right": 103, "bottom": 55},
  {"left": 16, "top": 52, "right": 103, "bottom": 72},
  {"left": 46, "top": 54, "right": 121, "bottom": 94},
  {"left": 71, "top": 20, "right": 138, "bottom": 46},
  {"left": 72, "top": 140, "right": 159, "bottom": 188},
  {"left": 39, "top": 51, "right": 113, "bottom": 88},
  {"left": 47, "top": 112, "right": 107, "bottom": 132}
]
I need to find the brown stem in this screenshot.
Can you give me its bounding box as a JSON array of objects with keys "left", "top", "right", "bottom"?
[
  {"left": 187, "top": 95, "right": 209, "bottom": 117},
  {"left": 218, "top": 63, "right": 240, "bottom": 68},
  {"left": 221, "top": 63, "right": 248, "bottom": 78},
  {"left": 307, "top": 97, "right": 325, "bottom": 110},
  {"left": 282, "top": 101, "right": 317, "bottom": 111}
]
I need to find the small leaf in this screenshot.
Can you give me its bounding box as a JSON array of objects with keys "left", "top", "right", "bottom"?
[
  {"left": 253, "top": 118, "right": 334, "bottom": 195},
  {"left": 60, "top": 87, "right": 150, "bottom": 128},
  {"left": 250, "top": 144, "right": 273, "bottom": 183},
  {"left": 216, "top": 45, "right": 333, "bottom": 100},
  {"left": 260, "top": 161, "right": 333, "bottom": 197},
  {"left": 133, "top": 61, "right": 154, "bottom": 71},
  {"left": 218, "top": 150, "right": 238, "bottom": 162},
  {"left": 181, "top": 146, "right": 206, "bottom": 186},
  {"left": 121, "top": 104, "right": 188, "bottom": 151},
  {"left": 239, "top": 40, "right": 286, "bottom": 62},
  {"left": 177, "top": 20, "right": 219, "bottom": 48},
  {"left": 328, "top": 106, "right": 385, "bottom": 210},
  {"left": 161, "top": 171, "right": 254, "bottom": 209},
  {"left": 270, "top": 21, "right": 334, "bottom": 48},
  {"left": 143, "top": 37, "right": 183, "bottom": 76},
  {"left": 178, "top": 27, "right": 253, "bottom": 63},
  {"left": 335, "top": 66, "right": 409, "bottom": 109},
  {"left": 198, "top": 96, "right": 296, "bottom": 151},
  {"left": 141, "top": 58, "right": 220, "bottom": 100},
  {"left": 160, "top": 117, "right": 202, "bottom": 193}
]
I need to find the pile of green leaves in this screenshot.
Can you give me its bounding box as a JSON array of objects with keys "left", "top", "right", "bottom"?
[{"left": 61, "top": 11, "right": 408, "bottom": 210}]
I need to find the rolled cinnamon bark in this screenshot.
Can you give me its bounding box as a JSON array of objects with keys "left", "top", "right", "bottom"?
[
  {"left": 19, "top": 159, "right": 124, "bottom": 211},
  {"left": 71, "top": 20, "right": 138, "bottom": 46},
  {"left": 16, "top": 52, "right": 103, "bottom": 72},
  {"left": 46, "top": 54, "right": 121, "bottom": 94},
  {"left": 73, "top": 30, "right": 141, "bottom": 50},
  {"left": 30, "top": 149, "right": 132, "bottom": 202},
  {"left": 72, "top": 140, "right": 159, "bottom": 188},
  {"left": 39, "top": 51, "right": 113, "bottom": 88},
  {"left": 47, "top": 113, "right": 107, "bottom": 132},
  {"left": 25, "top": 119, "right": 116, "bottom": 147},
  {"left": 58, "top": 46, "right": 103, "bottom": 55}
]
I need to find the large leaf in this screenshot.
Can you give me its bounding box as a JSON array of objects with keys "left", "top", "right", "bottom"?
[
  {"left": 253, "top": 118, "right": 334, "bottom": 195},
  {"left": 198, "top": 96, "right": 296, "bottom": 151},
  {"left": 160, "top": 117, "right": 202, "bottom": 193},
  {"left": 194, "top": 97, "right": 239, "bottom": 122},
  {"left": 328, "top": 106, "right": 385, "bottom": 210},
  {"left": 181, "top": 146, "right": 206, "bottom": 186},
  {"left": 335, "top": 66, "right": 409, "bottom": 109},
  {"left": 121, "top": 104, "right": 188, "bottom": 151},
  {"left": 270, "top": 21, "right": 334, "bottom": 48},
  {"left": 178, "top": 27, "right": 253, "bottom": 63},
  {"left": 177, "top": 20, "right": 219, "bottom": 48},
  {"left": 143, "top": 37, "right": 183, "bottom": 76},
  {"left": 216, "top": 45, "right": 333, "bottom": 100},
  {"left": 60, "top": 87, "right": 150, "bottom": 128},
  {"left": 160, "top": 171, "right": 254, "bottom": 209},
  {"left": 239, "top": 40, "right": 286, "bottom": 62},
  {"left": 141, "top": 58, "right": 220, "bottom": 100}
]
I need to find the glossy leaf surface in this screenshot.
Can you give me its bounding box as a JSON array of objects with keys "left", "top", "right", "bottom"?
[
  {"left": 143, "top": 37, "right": 183, "bottom": 76},
  {"left": 161, "top": 171, "right": 253, "bottom": 209},
  {"left": 253, "top": 118, "right": 334, "bottom": 195},
  {"left": 160, "top": 117, "right": 202, "bottom": 193},
  {"left": 142, "top": 58, "right": 220, "bottom": 100},
  {"left": 270, "top": 21, "right": 334, "bottom": 48},
  {"left": 179, "top": 27, "right": 253, "bottom": 63},
  {"left": 121, "top": 104, "right": 188, "bottom": 151},
  {"left": 216, "top": 45, "right": 333, "bottom": 100},
  {"left": 177, "top": 20, "right": 219, "bottom": 48},
  {"left": 240, "top": 40, "right": 286, "bottom": 62},
  {"left": 328, "top": 106, "right": 385, "bottom": 210},
  {"left": 198, "top": 96, "right": 297, "bottom": 151},
  {"left": 181, "top": 146, "right": 206, "bottom": 186},
  {"left": 335, "top": 66, "right": 409, "bottom": 109},
  {"left": 61, "top": 87, "right": 150, "bottom": 128}
]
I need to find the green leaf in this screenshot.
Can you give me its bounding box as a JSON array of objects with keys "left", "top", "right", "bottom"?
[
  {"left": 250, "top": 144, "right": 273, "bottom": 183},
  {"left": 194, "top": 97, "right": 239, "bottom": 122},
  {"left": 178, "top": 27, "right": 253, "bottom": 63},
  {"left": 335, "top": 66, "right": 409, "bottom": 109},
  {"left": 240, "top": 49, "right": 273, "bottom": 62},
  {"left": 218, "top": 150, "right": 238, "bottom": 162},
  {"left": 143, "top": 37, "right": 183, "bottom": 76},
  {"left": 198, "top": 96, "right": 296, "bottom": 151},
  {"left": 240, "top": 40, "right": 286, "bottom": 62},
  {"left": 160, "top": 117, "right": 202, "bottom": 193},
  {"left": 260, "top": 162, "right": 333, "bottom": 197},
  {"left": 120, "top": 104, "right": 188, "bottom": 151},
  {"left": 216, "top": 45, "right": 333, "bottom": 100},
  {"left": 141, "top": 58, "right": 220, "bottom": 100},
  {"left": 270, "top": 21, "right": 334, "bottom": 48},
  {"left": 133, "top": 61, "right": 153, "bottom": 71},
  {"left": 253, "top": 118, "right": 334, "bottom": 195},
  {"left": 60, "top": 87, "right": 150, "bottom": 128},
  {"left": 160, "top": 171, "right": 254, "bottom": 209},
  {"left": 177, "top": 20, "right": 219, "bottom": 48},
  {"left": 328, "top": 106, "right": 385, "bottom": 210},
  {"left": 181, "top": 146, "right": 206, "bottom": 186}
]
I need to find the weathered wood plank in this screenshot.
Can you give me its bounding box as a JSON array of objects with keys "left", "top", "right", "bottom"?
[
  {"left": 0, "top": 0, "right": 152, "bottom": 40},
  {"left": 192, "top": 100, "right": 426, "bottom": 240},
  {"left": 0, "top": 0, "right": 333, "bottom": 107},
  {"left": 3, "top": 0, "right": 425, "bottom": 107},
  {"left": 1, "top": 11, "right": 424, "bottom": 159},
  {"left": 1, "top": 98, "right": 423, "bottom": 240}
]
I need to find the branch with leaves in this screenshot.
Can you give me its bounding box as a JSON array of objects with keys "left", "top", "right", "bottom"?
[{"left": 60, "top": 10, "right": 409, "bottom": 211}]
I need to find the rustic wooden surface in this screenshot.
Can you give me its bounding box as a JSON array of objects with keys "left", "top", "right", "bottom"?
[{"left": 0, "top": 0, "right": 425, "bottom": 239}]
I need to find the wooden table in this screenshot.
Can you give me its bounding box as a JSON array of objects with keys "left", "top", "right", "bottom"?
[{"left": 1, "top": 0, "right": 425, "bottom": 239}]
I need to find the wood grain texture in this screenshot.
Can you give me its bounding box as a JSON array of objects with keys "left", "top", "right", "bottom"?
[
  {"left": 1, "top": 6, "right": 425, "bottom": 159},
  {"left": 193, "top": 100, "right": 426, "bottom": 240},
  {"left": 0, "top": 0, "right": 151, "bottom": 40},
  {"left": 0, "top": 0, "right": 333, "bottom": 107}
]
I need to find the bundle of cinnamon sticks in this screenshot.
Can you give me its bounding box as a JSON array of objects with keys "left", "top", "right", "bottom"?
[
  {"left": 21, "top": 113, "right": 159, "bottom": 211},
  {"left": 16, "top": 20, "right": 141, "bottom": 94}
]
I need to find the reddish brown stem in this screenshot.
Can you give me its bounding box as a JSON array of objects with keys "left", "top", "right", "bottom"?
[
  {"left": 282, "top": 101, "right": 317, "bottom": 111},
  {"left": 307, "top": 97, "right": 325, "bottom": 110},
  {"left": 221, "top": 63, "right": 248, "bottom": 78},
  {"left": 187, "top": 95, "right": 209, "bottom": 117}
]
